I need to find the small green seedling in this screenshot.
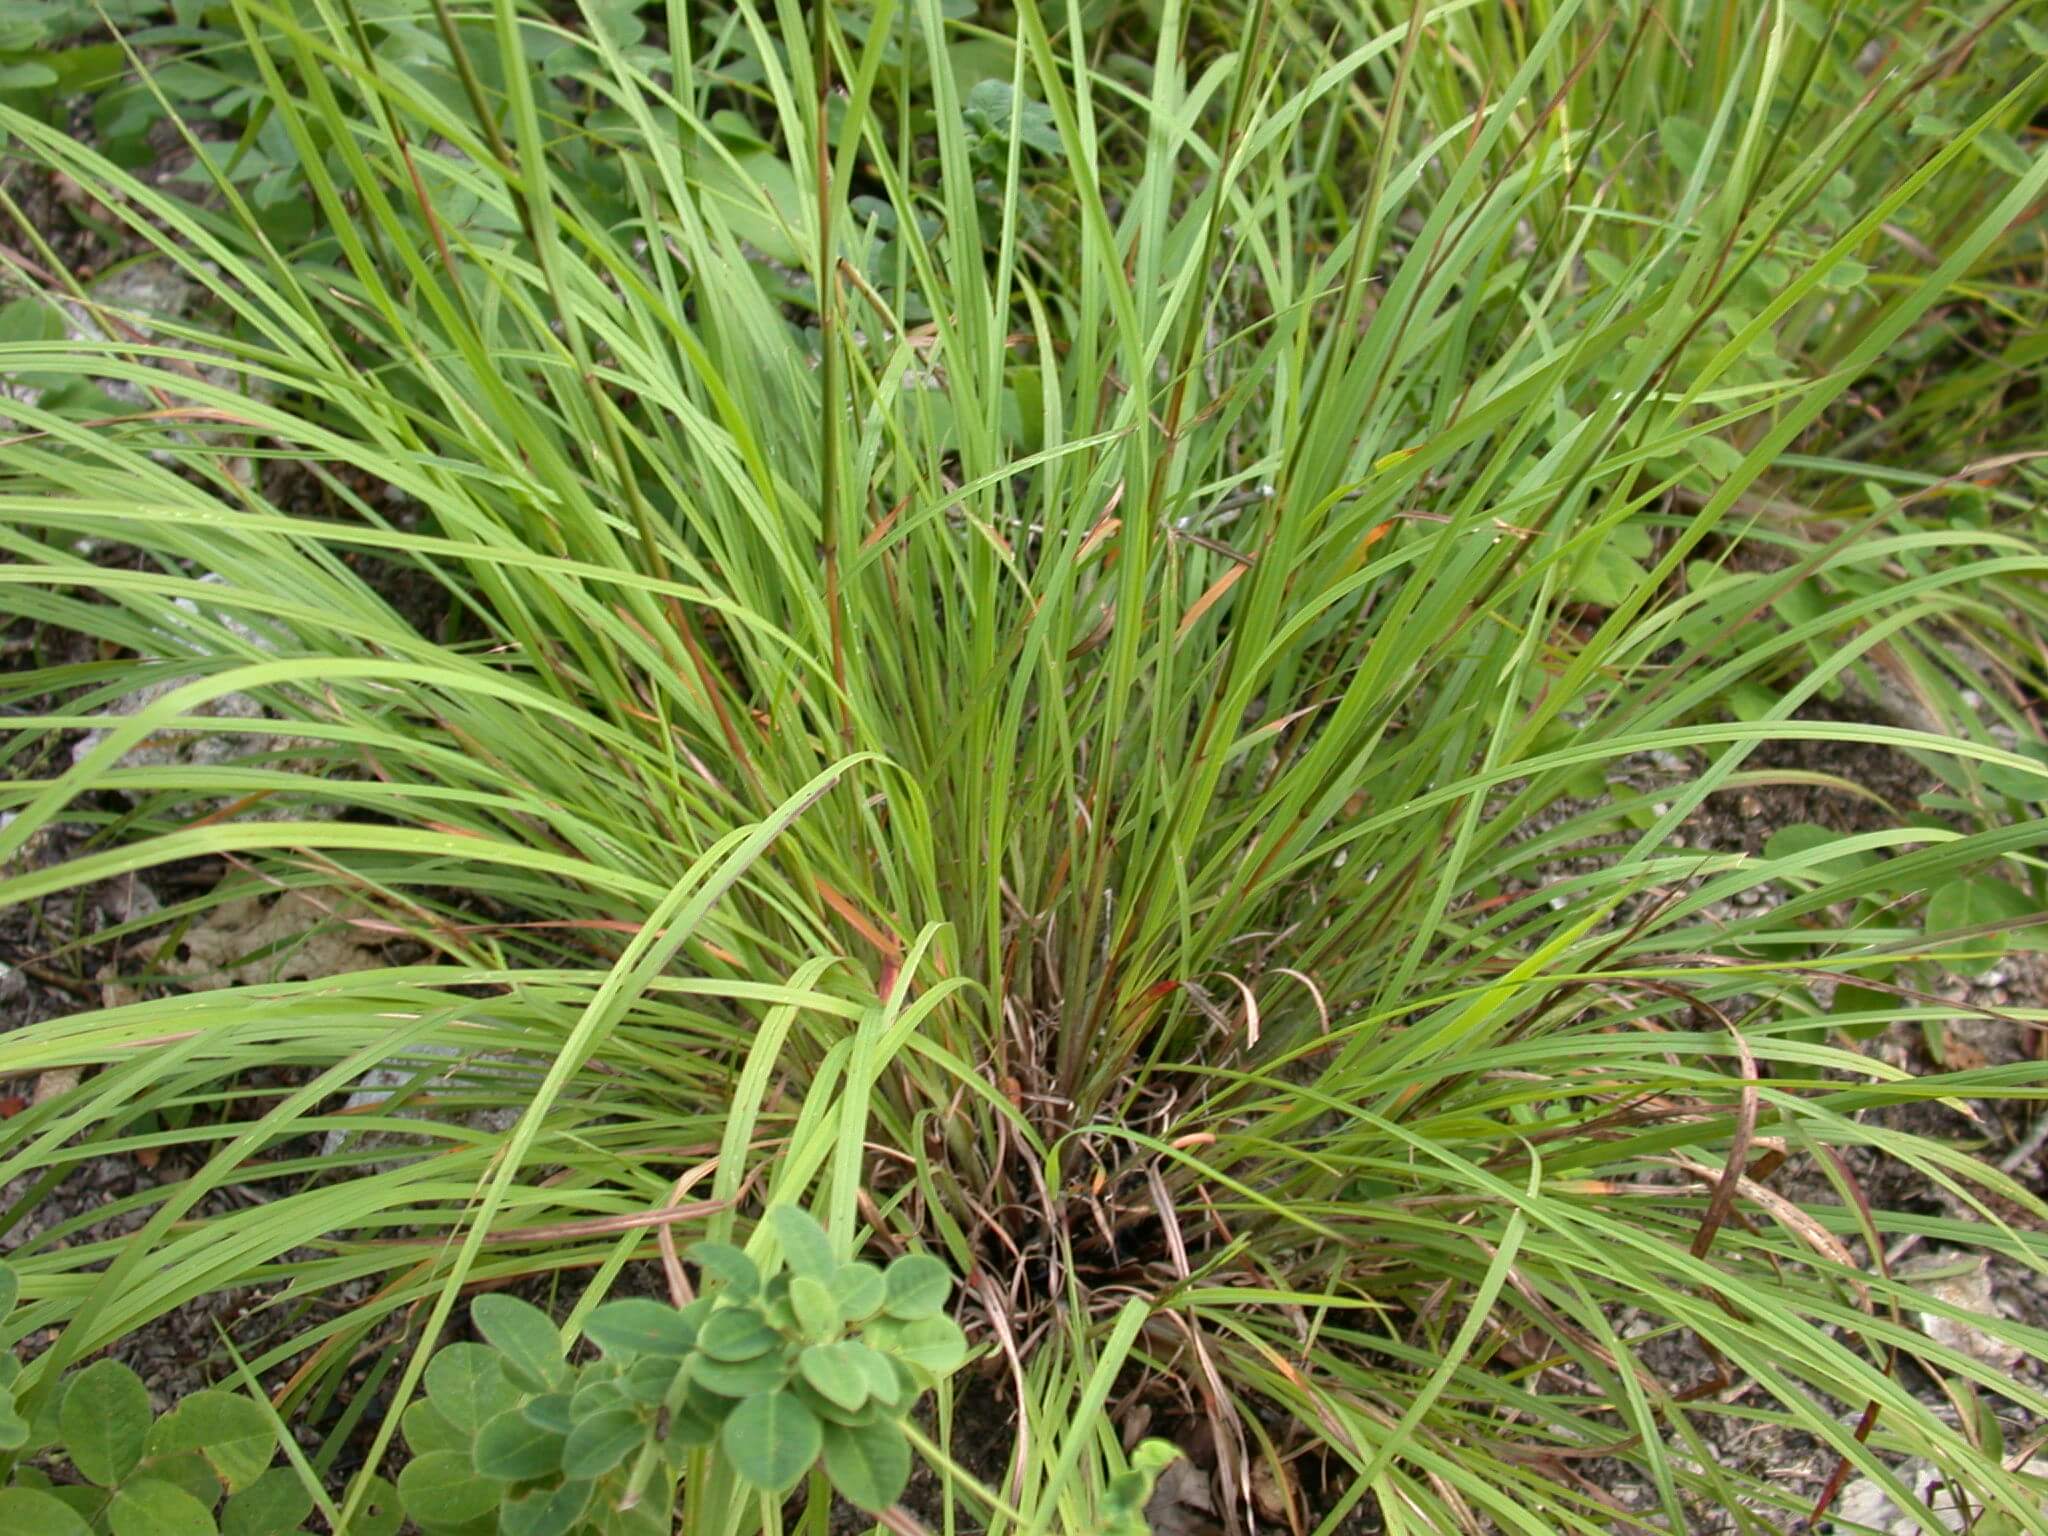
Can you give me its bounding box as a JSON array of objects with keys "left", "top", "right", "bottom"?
[
  {"left": 0, "top": 1260, "right": 321, "bottom": 1536},
  {"left": 398, "top": 1205, "right": 968, "bottom": 1536}
]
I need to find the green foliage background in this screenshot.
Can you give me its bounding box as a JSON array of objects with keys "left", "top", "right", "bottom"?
[{"left": 1, "top": 0, "right": 2047, "bottom": 1532}]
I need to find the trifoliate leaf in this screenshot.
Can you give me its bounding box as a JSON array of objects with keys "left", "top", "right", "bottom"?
[
  {"left": 561, "top": 1407, "right": 643, "bottom": 1480},
  {"left": 687, "top": 1242, "right": 760, "bottom": 1301},
  {"left": 61, "top": 1358, "right": 152, "bottom": 1486},
  {"left": 396, "top": 1450, "right": 497, "bottom": 1527},
  {"left": 1980, "top": 743, "right": 2048, "bottom": 803},
  {"left": 424, "top": 1344, "right": 515, "bottom": 1433},
  {"left": 688, "top": 1351, "right": 789, "bottom": 1399},
  {"left": 107, "top": 1478, "right": 214, "bottom": 1536},
  {"left": 1763, "top": 824, "right": 1876, "bottom": 872},
  {"left": 721, "top": 1390, "right": 821, "bottom": 1494},
  {"left": 1660, "top": 115, "right": 1707, "bottom": 174},
  {"left": 697, "top": 1305, "right": 778, "bottom": 1361},
  {"left": 520, "top": 1392, "right": 574, "bottom": 1434},
  {"left": 822, "top": 1419, "right": 912, "bottom": 1512},
  {"left": 473, "top": 1408, "right": 565, "bottom": 1482},
  {"left": 0, "top": 1488, "right": 92, "bottom": 1536},
  {"left": 219, "top": 1467, "right": 310, "bottom": 1536},
  {"left": 471, "top": 1295, "right": 568, "bottom": 1392},
  {"left": 828, "top": 1262, "right": 885, "bottom": 1321},
  {"left": 152, "top": 1389, "right": 274, "bottom": 1492},
  {"left": 350, "top": 1474, "right": 402, "bottom": 1536},
  {"left": 881, "top": 1255, "right": 951, "bottom": 1321},
  {"left": 582, "top": 1299, "right": 698, "bottom": 1359},
  {"left": 889, "top": 1316, "right": 967, "bottom": 1380},
  {"left": 766, "top": 1206, "right": 835, "bottom": 1280},
  {"left": 789, "top": 1276, "right": 839, "bottom": 1339},
  {"left": 798, "top": 1343, "right": 870, "bottom": 1413},
  {"left": 400, "top": 1398, "right": 468, "bottom": 1459},
  {"left": 498, "top": 1479, "right": 593, "bottom": 1536}
]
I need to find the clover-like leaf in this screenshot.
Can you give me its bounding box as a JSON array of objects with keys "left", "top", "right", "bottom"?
[
  {"left": 570, "top": 1377, "right": 629, "bottom": 1421},
  {"left": 350, "top": 1475, "right": 404, "bottom": 1536},
  {"left": 689, "top": 1351, "right": 789, "bottom": 1399},
  {"left": 789, "top": 1276, "right": 839, "bottom": 1339},
  {"left": 852, "top": 1341, "right": 903, "bottom": 1408},
  {"left": 562, "top": 1406, "right": 643, "bottom": 1480},
  {"left": 582, "top": 1299, "right": 698, "bottom": 1359},
  {"left": 474, "top": 1407, "right": 566, "bottom": 1481},
  {"left": 521, "top": 1392, "right": 574, "bottom": 1433},
  {"left": 401, "top": 1398, "right": 470, "bottom": 1459},
  {"left": 794, "top": 1377, "right": 883, "bottom": 1429},
  {"left": 108, "top": 1478, "right": 215, "bottom": 1536},
  {"left": 61, "top": 1358, "right": 153, "bottom": 1486},
  {"left": 882, "top": 1254, "right": 951, "bottom": 1320},
  {"left": 425, "top": 1343, "right": 515, "bottom": 1432},
  {"left": 0, "top": 1487, "right": 93, "bottom": 1536},
  {"left": 822, "top": 1419, "right": 912, "bottom": 1513},
  {"left": 471, "top": 1295, "right": 569, "bottom": 1392},
  {"left": 137, "top": 1451, "right": 221, "bottom": 1512},
  {"left": 498, "top": 1478, "right": 594, "bottom": 1536},
  {"left": 890, "top": 1316, "right": 967, "bottom": 1380},
  {"left": 620, "top": 1356, "right": 683, "bottom": 1404},
  {"left": 1982, "top": 743, "right": 2048, "bottom": 802},
  {"left": 665, "top": 1396, "right": 723, "bottom": 1448},
  {"left": 397, "top": 1450, "right": 498, "bottom": 1527},
  {"left": 687, "top": 1241, "right": 760, "bottom": 1301},
  {"left": 697, "top": 1305, "right": 778, "bottom": 1361},
  {"left": 766, "top": 1206, "right": 835, "bottom": 1280},
  {"left": 721, "top": 1389, "right": 821, "bottom": 1494},
  {"left": 1762, "top": 823, "right": 1877, "bottom": 873},
  {"left": 798, "top": 1342, "right": 870, "bottom": 1413},
  {"left": 220, "top": 1467, "right": 312, "bottom": 1536},
  {"left": 1928, "top": 876, "right": 2043, "bottom": 961},
  {"left": 0, "top": 1388, "right": 28, "bottom": 1450},
  {"left": 153, "top": 1389, "right": 275, "bottom": 1493},
  {"left": 829, "top": 1261, "right": 886, "bottom": 1321}
]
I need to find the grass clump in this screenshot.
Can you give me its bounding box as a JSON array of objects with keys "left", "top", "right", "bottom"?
[{"left": 2, "top": 1, "right": 2047, "bottom": 1532}]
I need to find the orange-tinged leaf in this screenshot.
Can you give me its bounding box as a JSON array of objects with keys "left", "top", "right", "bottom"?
[
  {"left": 1066, "top": 604, "right": 1115, "bottom": 660},
  {"left": 1077, "top": 516, "right": 1121, "bottom": 562},
  {"left": 1175, "top": 564, "right": 1246, "bottom": 642},
  {"left": 815, "top": 877, "right": 903, "bottom": 966}
]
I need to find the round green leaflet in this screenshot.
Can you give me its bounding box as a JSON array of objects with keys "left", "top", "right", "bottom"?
[
  {"left": 828, "top": 1261, "right": 886, "bottom": 1321},
  {"left": 424, "top": 1343, "right": 516, "bottom": 1433},
  {"left": 151, "top": 1390, "right": 275, "bottom": 1493},
  {"left": 889, "top": 1316, "right": 968, "bottom": 1380},
  {"left": 471, "top": 1295, "right": 569, "bottom": 1393},
  {"left": 220, "top": 1467, "right": 313, "bottom": 1536},
  {"left": 0, "top": 1487, "right": 92, "bottom": 1536},
  {"left": 788, "top": 1276, "right": 840, "bottom": 1340},
  {"left": 822, "top": 1419, "right": 913, "bottom": 1513},
  {"left": 474, "top": 1407, "right": 566, "bottom": 1482},
  {"left": 686, "top": 1242, "right": 760, "bottom": 1301},
  {"left": 397, "top": 1450, "right": 499, "bottom": 1527},
  {"left": 581, "top": 1298, "right": 698, "bottom": 1359},
  {"left": 798, "top": 1341, "right": 870, "bottom": 1412},
  {"left": 107, "top": 1478, "right": 215, "bottom": 1536},
  {"left": 498, "top": 1478, "right": 594, "bottom": 1536},
  {"left": 696, "top": 1305, "right": 779, "bottom": 1361},
  {"left": 721, "top": 1388, "right": 822, "bottom": 1494},
  {"left": 881, "top": 1255, "right": 951, "bottom": 1321},
  {"left": 60, "top": 1359, "right": 152, "bottom": 1487},
  {"left": 351, "top": 1476, "right": 403, "bottom": 1536},
  {"left": 561, "top": 1406, "right": 644, "bottom": 1480},
  {"left": 400, "top": 1398, "right": 470, "bottom": 1459},
  {"left": 766, "top": 1206, "right": 835, "bottom": 1279}
]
